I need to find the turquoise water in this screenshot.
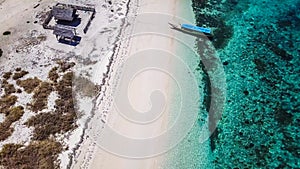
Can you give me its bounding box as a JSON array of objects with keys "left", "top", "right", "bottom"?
[{"left": 192, "top": 0, "right": 300, "bottom": 168}]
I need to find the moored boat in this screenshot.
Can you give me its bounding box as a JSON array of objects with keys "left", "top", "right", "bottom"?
[{"left": 169, "top": 22, "right": 213, "bottom": 38}]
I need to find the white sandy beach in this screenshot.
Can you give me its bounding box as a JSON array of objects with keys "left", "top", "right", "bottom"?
[
  {"left": 0, "top": 0, "right": 205, "bottom": 168},
  {"left": 73, "top": 0, "right": 200, "bottom": 169}
]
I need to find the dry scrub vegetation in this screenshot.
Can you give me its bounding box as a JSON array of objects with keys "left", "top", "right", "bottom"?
[
  {"left": 0, "top": 61, "right": 78, "bottom": 168},
  {"left": 26, "top": 69, "right": 77, "bottom": 141},
  {"left": 0, "top": 140, "right": 62, "bottom": 169},
  {"left": 28, "top": 82, "right": 53, "bottom": 112},
  {"left": 0, "top": 95, "right": 18, "bottom": 117},
  {"left": 17, "top": 77, "right": 42, "bottom": 93},
  {"left": 48, "top": 67, "right": 59, "bottom": 82},
  {"left": 74, "top": 76, "right": 98, "bottom": 97},
  {"left": 12, "top": 70, "right": 29, "bottom": 80},
  {"left": 0, "top": 106, "right": 25, "bottom": 141},
  {"left": 2, "top": 83, "right": 16, "bottom": 95}
]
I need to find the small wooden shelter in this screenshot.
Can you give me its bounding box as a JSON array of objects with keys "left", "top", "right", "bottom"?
[
  {"left": 53, "top": 25, "right": 76, "bottom": 41},
  {"left": 42, "top": 3, "right": 96, "bottom": 44},
  {"left": 52, "top": 5, "right": 76, "bottom": 21}
]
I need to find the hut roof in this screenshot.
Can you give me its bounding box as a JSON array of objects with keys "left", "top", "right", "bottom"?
[
  {"left": 52, "top": 6, "right": 76, "bottom": 21},
  {"left": 53, "top": 25, "right": 76, "bottom": 39}
]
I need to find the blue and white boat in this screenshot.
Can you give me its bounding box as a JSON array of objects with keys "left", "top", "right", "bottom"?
[
  {"left": 181, "top": 23, "right": 211, "bottom": 34},
  {"left": 169, "top": 22, "right": 213, "bottom": 37}
]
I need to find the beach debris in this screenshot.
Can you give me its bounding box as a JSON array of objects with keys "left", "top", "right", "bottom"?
[
  {"left": 2, "top": 31, "right": 11, "bottom": 36},
  {"left": 33, "top": 3, "right": 40, "bottom": 9},
  {"left": 101, "top": 111, "right": 108, "bottom": 123}
]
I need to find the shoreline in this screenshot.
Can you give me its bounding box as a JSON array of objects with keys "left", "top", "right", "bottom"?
[
  {"left": 75, "top": 0, "right": 208, "bottom": 168},
  {"left": 0, "top": 0, "right": 213, "bottom": 168}
]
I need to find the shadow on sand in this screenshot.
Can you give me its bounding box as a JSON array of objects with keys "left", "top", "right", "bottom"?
[
  {"left": 57, "top": 17, "right": 82, "bottom": 27},
  {"left": 58, "top": 36, "right": 82, "bottom": 46},
  {"left": 170, "top": 26, "right": 213, "bottom": 41}
]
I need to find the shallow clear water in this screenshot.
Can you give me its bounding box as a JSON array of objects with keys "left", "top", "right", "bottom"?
[{"left": 191, "top": 0, "right": 300, "bottom": 168}]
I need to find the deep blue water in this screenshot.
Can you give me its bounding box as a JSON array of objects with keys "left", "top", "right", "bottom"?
[{"left": 192, "top": 0, "right": 300, "bottom": 168}]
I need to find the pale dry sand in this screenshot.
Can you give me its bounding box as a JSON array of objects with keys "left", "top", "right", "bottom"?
[
  {"left": 0, "top": 0, "right": 199, "bottom": 168},
  {"left": 73, "top": 0, "right": 199, "bottom": 169},
  {"left": 0, "top": 0, "right": 134, "bottom": 168}
]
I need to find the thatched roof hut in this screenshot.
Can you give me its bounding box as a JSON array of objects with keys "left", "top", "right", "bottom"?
[{"left": 52, "top": 6, "right": 76, "bottom": 21}]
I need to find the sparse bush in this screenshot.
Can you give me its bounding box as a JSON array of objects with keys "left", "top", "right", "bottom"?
[
  {"left": 0, "top": 63, "right": 80, "bottom": 168},
  {"left": 0, "top": 140, "right": 62, "bottom": 169},
  {"left": 29, "top": 82, "right": 53, "bottom": 112},
  {"left": 55, "top": 72, "right": 73, "bottom": 99},
  {"left": 0, "top": 124, "right": 13, "bottom": 141},
  {"left": 48, "top": 67, "right": 59, "bottom": 82},
  {"left": 16, "top": 88, "right": 22, "bottom": 93},
  {"left": 15, "top": 67, "right": 22, "bottom": 72},
  {"left": 0, "top": 143, "right": 22, "bottom": 155},
  {"left": 74, "top": 76, "right": 97, "bottom": 97},
  {"left": 0, "top": 106, "right": 24, "bottom": 141},
  {"left": 3, "top": 83, "right": 16, "bottom": 95},
  {"left": 2, "top": 79, "right": 8, "bottom": 85},
  {"left": 26, "top": 112, "right": 76, "bottom": 140},
  {"left": 0, "top": 95, "right": 18, "bottom": 115},
  {"left": 57, "top": 61, "right": 76, "bottom": 72},
  {"left": 12, "top": 70, "right": 29, "bottom": 80},
  {"left": 2, "top": 72, "right": 12, "bottom": 79},
  {"left": 37, "top": 35, "right": 47, "bottom": 42},
  {"left": 16, "top": 77, "right": 41, "bottom": 93},
  {"left": 26, "top": 70, "right": 77, "bottom": 141},
  {"left": 6, "top": 106, "right": 24, "bottom": 122}
]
